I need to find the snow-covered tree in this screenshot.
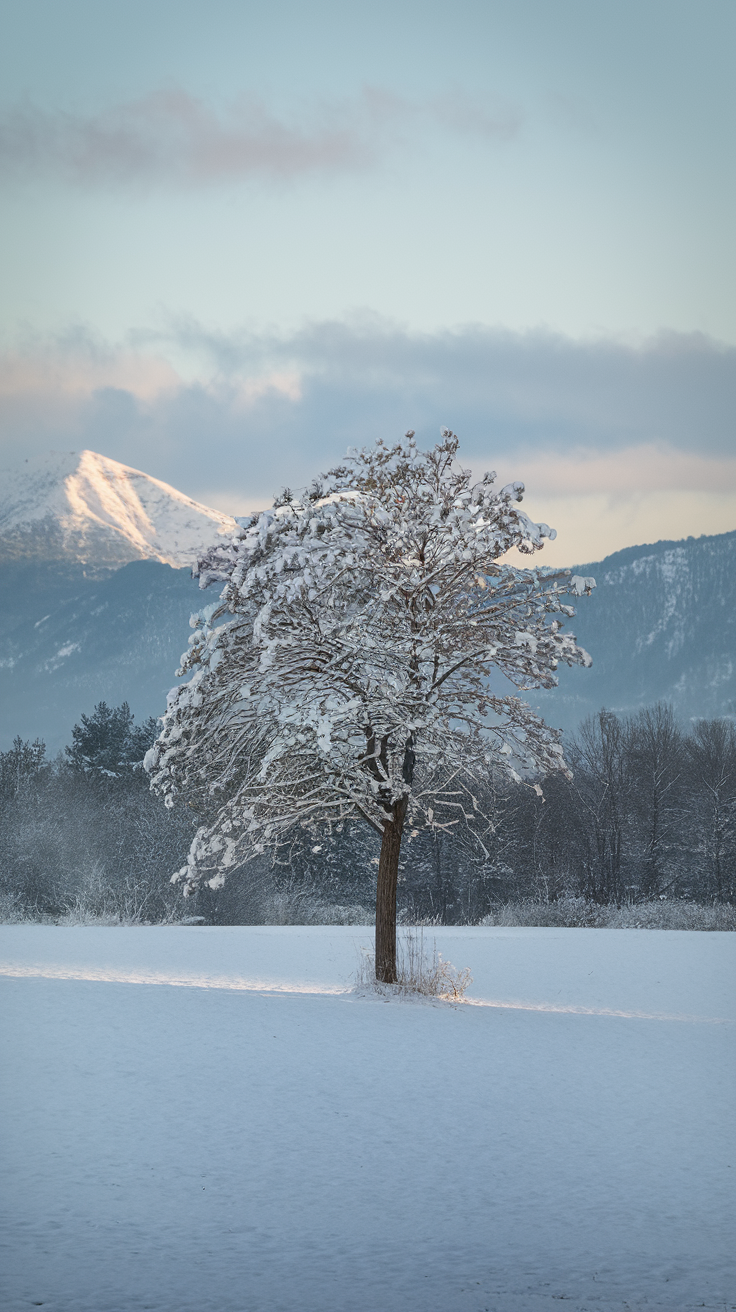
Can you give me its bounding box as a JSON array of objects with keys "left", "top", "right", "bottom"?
[{"left": 147, "top": 430, "right": 595, "bottom": 980}]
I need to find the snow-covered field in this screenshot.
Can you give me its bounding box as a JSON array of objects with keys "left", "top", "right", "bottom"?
[{"left": 1, "top": 926, "right": 734, "bottom": 1312}]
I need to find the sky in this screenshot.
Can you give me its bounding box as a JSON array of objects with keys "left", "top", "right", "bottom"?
[{"left": 0, "top": 0, "right": 734, "bottom": 564}]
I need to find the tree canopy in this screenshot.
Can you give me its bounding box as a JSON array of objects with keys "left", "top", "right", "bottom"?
[{"left": 147, "top": 430, "right": 595, "bottom": 978}]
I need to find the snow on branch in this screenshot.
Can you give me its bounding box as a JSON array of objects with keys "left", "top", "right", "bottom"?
[{"left": 147, "top": 429, "right": 595, "bottom": 892}]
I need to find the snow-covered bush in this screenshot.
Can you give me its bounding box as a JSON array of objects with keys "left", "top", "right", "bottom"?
[
  {"left": 607, "top": 899, "right": 736, "bottom": 931},
  {"left": 0, "top": 890, "right": 25, "bottom": 923},
  {"left": 262, "top": 893, "right": 373, "bottom": 925},
  {"left": 148, "top": 430, "right": 594, "bottom": 979},
  {"left": 481, "top": 897, "right": 612, "bottom": 928},
  {"left": 480, "top": 898, "right": 736, "bottom": 930}
]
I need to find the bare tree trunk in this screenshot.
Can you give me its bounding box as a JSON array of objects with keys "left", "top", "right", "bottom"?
[{"left": 375, "top": 800, "right": 407, "bottom": 983}]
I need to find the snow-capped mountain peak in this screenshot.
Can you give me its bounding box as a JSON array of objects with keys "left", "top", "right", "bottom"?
[{"left": 0, "top": 450, "right": 236, "bottom": 569}]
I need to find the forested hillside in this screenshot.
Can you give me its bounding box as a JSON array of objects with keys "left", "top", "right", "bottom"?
[
  {"left": 531, "top": 529, "right": 736, "bottom": 730},
  {"left": 2, "top": 530, "right": 735, "bottom": 751},
  {"left": 2, "top": 445, "right": 733, "bottom": 750},
  {"left": 0, "top": 560, "right": 201, "bottom": 750}
]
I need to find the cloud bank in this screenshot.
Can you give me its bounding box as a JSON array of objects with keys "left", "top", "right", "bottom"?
[
  {"left": 1, "top": 321, "right": 734, "bottom": 563},
  {"left": 143, "top": 318, "right": 734, "bottom": 456}
]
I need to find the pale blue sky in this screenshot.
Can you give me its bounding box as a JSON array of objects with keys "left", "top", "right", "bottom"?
[{"left": 1, "top": 0, "right": 734, "bottom": 560}]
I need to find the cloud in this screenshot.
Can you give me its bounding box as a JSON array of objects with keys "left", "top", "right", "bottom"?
[
  {"left": 135, "top": 316, "right": 736, "bottom": 458},
  {"left": 429, "top": 92, "right": 522, "bottom": 142},
  {"left": 1, "top": 319, "right": 735, "bottom": 562},
  {"left": 498, "top": 445, "right": 736, "bottom": 497},
  {"left": 0, "top": 339, "right": 180, "bottom": 401},
  {"left": 514, "top": 486, "right": 736, "bottom": 567},
  {"left": 0, "top": 88, "right": 520, "bottom": 189}
]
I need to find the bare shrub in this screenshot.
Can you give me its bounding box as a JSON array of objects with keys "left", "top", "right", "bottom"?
[
  {"left": 307, "top": 902, "right": 373, "bottom": 926},
  {"left": 607, "top": 899, "right": 736, "bottom": 930},
  {"left": 354, "top": 928, "right": 472, "bottom": 999},
  {"left": 55, "top": 857, "right": 183, "bottom": 925},
  {"left": 0, "top": 890, "right": 26, "bottom": 923},
  {"left": 480, "top": 897, "right": 736, "bottom": 930},
  {"left": 52, "top": 907, "right": 135, "bottom": 927},
  {"left": 481, "top": 896, "right": 610, "bottom": 927},
  {"left": 262, "top": 892, "right": 373, "bottom": 925}
]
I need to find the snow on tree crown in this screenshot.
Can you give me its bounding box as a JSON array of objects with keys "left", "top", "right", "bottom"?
[{"left": 147, "top": 430, "right": 595, "bottom": 893}]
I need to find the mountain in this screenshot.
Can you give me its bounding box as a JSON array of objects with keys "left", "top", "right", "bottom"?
[
  {"left": 529, "top": 529, "right": 736, "bottom": 731},
  {"left": 0, "top": 449, "right": 235, "bottom": 570},
  {"left": 0, "top": 559, "right": 202, "bottom": 751},
  {"left": 0, "top": 449, "right": 734, "bottom": 750},
  {"left": 0, "top": 450, "right": 237, "bottom": 751}
]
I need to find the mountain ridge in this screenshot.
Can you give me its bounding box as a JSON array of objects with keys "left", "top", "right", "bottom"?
[
  {"left": 0, "top": 559, "right": 201, "bottom": 751},
  {"left": 571, "top": 529, "right": 735, "bottom": 576},
  {"left": 0, "top": 449, "right": 235, "bottom": 570},
  {"left": 531, "top": 528, "right": 736, "bottom": 729},
  {"left": 0, "top": 451, "right": 733, "bottom": 748}
]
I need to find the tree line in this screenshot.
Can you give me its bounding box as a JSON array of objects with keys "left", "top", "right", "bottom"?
[
  {"left": 0, "top": 699, "right": 733, "bottom": 923},
  {"left": 0, "top": 702, "right": 195, "bottom": 923},
  {"left": 398, "top": 703, "right": 736, "bottom": 920}
]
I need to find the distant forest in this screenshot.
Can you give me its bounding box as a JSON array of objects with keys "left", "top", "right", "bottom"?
[{"left": 1, "top": 701, "right": 734, "bottom": 924}]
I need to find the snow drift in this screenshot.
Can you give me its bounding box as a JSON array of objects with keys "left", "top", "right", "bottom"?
[{"left": 1, "top": 925, "right": 734, "bottom": 1312}]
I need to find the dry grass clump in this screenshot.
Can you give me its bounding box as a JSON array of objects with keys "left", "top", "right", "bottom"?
[{"left": 354, "top": 928, "right": 472, "bottom": 1000}]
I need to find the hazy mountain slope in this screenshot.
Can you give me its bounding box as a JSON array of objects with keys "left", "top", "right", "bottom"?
[
  {"left": 0, "top": 450, "right": 235, "bottom": 569},
  {"left": 0, "top": 560, "right": 202, "bottom": 751},
  {"left": 0, "top": 445, "right": 733, "bottom": 749},
  {"left": 530, "top": 529, "right": 736, "bottom": 731}
]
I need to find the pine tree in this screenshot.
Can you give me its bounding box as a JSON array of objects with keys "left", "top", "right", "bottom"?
[{"left": 66, "top": 702, "right": 158, "bottom": 776}]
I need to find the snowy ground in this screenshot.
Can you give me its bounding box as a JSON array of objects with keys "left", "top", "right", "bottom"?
[{"left": 1, "top": 925, "right": 734, "bottom": 1312}]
